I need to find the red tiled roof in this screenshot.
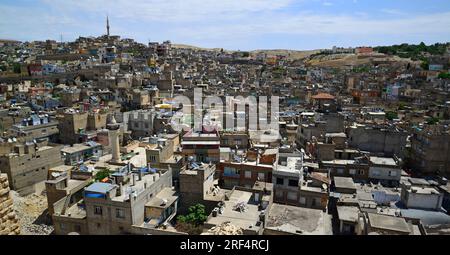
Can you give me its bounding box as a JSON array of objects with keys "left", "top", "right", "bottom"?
[{"left": 312, "top": 93, "right": 335, "bottom": 100}]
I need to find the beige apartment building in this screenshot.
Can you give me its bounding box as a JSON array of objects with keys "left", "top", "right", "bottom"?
[{"left": 0, "top": 140, "right": 63, "bottom": 194}]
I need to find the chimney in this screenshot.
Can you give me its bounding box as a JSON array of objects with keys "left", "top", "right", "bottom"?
[
  {"left": 131, "top": 173, "right": 136, "bottom": 186},
  {"left": 138, "top": 171, "right": 142, "bottom": 181}
]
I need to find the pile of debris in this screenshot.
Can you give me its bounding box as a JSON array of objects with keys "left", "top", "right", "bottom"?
[
  {"left": 11, "top": 190, "right": 54, "bottom": 235},
  {"left": 206, "top": 222, "right": 243, "bottom": 235},
  {"left": 233, "top": 201, "right": 248, "bottom": 212},
  {"left": 0, "top": 174, "right": 20, "bottom": 235}
]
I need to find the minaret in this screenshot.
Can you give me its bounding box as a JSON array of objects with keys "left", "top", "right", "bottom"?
[
  {"left": 106, "top": 15, "right": 110, "bottom": 37},
  {"left": 107, "top": 115, "right": 121, "bottom": 163}
]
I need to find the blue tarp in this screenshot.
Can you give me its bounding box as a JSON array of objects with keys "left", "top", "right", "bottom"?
[{"left": 85, "top": 193, "right": 105, "bottom": 199}]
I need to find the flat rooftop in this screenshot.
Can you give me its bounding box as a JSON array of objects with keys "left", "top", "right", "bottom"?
[
  {"left": 368, "top": 213, "right": 411, "bottom": 234},
  {"left": 206, "top": 189, "right": 261, "bottom": 231},
  {"left": 370, "top": 157, "right": 397, "bottom": 166},
  {"left": 334, "top": 177, "right": 356, "bottom": 190},
  {"left": 145, "top": 187, "right": 178, "bottom": 209},
  {"left": 85, "top": 182, "right": 116, "bottom": 194},
  {"left": 61, "top": 144, "right": 91, "bottom": 154},
  {"left": 337, "top": 206, "right": 359, "bottom": 223},
  {"left": 265, "top": 203, "right": 332, "bottom": 235},
  {"left": 274, "top": 157, "right": 303, "bottom": 177}
]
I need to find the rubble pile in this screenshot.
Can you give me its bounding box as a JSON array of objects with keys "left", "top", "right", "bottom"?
[
  {"left": 11, "top": 190, "right": 53, "bottom": 235},
  {"left": 207, "top": 222, "right": 243, "bottom": 235},
  {"left": 0, "top": 174, "right": 20, "bottom": 235}
]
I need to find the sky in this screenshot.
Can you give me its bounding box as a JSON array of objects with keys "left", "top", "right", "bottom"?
[{"left": 0, "top": 0, "right": 449, "bottom": 51}]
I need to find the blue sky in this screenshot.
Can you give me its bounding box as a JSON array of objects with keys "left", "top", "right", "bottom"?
[{"left": 0, "top": 0, "right": 449, "bottom": 50}]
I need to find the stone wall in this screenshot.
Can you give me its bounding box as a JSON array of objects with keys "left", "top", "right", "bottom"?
[{"left": 0, "top": 174, "right": 20, "bottom": 235}]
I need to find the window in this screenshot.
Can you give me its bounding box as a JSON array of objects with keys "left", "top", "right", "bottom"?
[
  {"left": 288, "top": 179, "right": 299, "bottom": 187},
  {"left": 60, "top": 223, "right": 66, "bottom": 231},
  {"left": 389, "top": 171, "right": 397, "bottom": 177},
  {"left": 349, "top": 169, "right": 356, "bottom": 175},
  {"left": 244, "top": 171, "right": 252, "bottom": 179},
  {"left": 287, "top": 192, "right": 297, "bottom": 200},
  {"left": 372, "top": 169, "right": 381, "bottom": 176},
  {"left": 311, "top": 198, "right": 317, "bottom": 207},
  {"left": 299, "top": 197, "right": 306, "bottom": 205},
  {"left": 254, "top": 193, "right": 260, "bottom": 202},
  {"left": 337, "top": 168, "right": 344, "bottom": 174},
  {"left": 358, "top": 170, "right": 365, "bottom": 175},
  {"left": 94, "top": 206, "right": 103, "bottom": 215},
  {"left": 276, "top": 191, "right": 283, "bottom": 198},
  {"left": 257, "top": 172, "right": 265, "bottom": 181},
  {"left": 116, "top": 209, "right": 125, "bottom": 219},
  {"left": 224, "top": 167, "right": 240, "bottom": 178},
  {"left": 235, "top": 139, "right": 242, "bottom": 145},
  {"left": 144, "top": 123, "right": 149, "bottom": 129},
  {"left": 276, "top": 178, "right": 284, "bottom": 185}
]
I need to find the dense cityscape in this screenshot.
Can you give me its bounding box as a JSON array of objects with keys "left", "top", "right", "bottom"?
[{"left": 0, "top": 15, "right": 450, "bottom": 236}]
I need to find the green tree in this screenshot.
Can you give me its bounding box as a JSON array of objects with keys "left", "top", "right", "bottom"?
[
  {"left": 386, "top": 111, "right": 398, "bottom": 121},
  {"left": 438, "top": 72, "right": 450, "bottom": 79},
  {"left": 13, "top": 63, "right": 21, "bottom": 73},
  {"left": 420, "top": 60, "right": 429, "bottom": 70},
  {"left": 94, "top": 168, "right": 111, "bottom": 181},
  {"left": 427, "top": 117, "right": 440, "bottom": 125},
  {"left": 177, "top": 204, "right": 208, "bottom": 226},
  {"left": 176, "top": 204, "right": 208, "bottom": 235}
]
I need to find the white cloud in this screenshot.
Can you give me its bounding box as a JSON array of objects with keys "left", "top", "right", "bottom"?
[{"left": 1, "top": 0, "right": 449, "bottom": 49}]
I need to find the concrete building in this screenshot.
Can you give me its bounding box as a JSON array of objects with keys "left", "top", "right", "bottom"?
[
  {"left": 61, "top": 142, "right": 103, "bottom": 166},
  {"left": 181, "top": 130, "right": 220, "bottom": 163},
  {"left": 264, "top": 203, "right": 332, "bottom": 235},
  {"left": 45, "top": 171, "right": 92, "bottom": 215},
  {"left": 401, "top": 178, "right": 444, "bottom": 211},
  {"left": 58, "top": 110, "right": 108, "bottom": 145},
  {"left": 179, "top": 161, "right": 224, "bottom": 214},
  {"left": 410, "top": 125, "right": 450, "bottom": 177},
  {"left": 204, "top": 186, "right": 271, "bottom": 235},
  {"left": 52, "top": 165, "right": 173, "bottom": 235},
  {"left": 124, "top": 110, "right": 156, "bottom": 139},
  {"left": 220, "top": 131, "right": 249, "bottom": 150},
  {"left": 0, "top": 140, "right": 63, "bottom": 194},
  {"left": 272, "top": 157, "right": 329, "bottom": 210},
  {"left": 348, "top": 124, "right": 408, "bottom": 158},
  {"left": 144, "top": 134, "right": 183, "bottom": 185},
  {"left": 10, "top": 114, "right": 59, "bottom": 141},
  {"left": 217, "top": 148, "right": 277, "bottom": 189},
  {"left": 368, "top": 156, "right": 402, "bottom": 186}
]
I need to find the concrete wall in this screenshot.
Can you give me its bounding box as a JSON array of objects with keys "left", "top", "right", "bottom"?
[
  {"left": 348, "top": 126, "right": 407, "bottom": 157},
  {"left": 402, "top": 190, "right": 443, "bottom": 210},
  {"left": 0, "top": 144, "right": 63, "bottom": 193},
  {"left": 84, "top": 170, "right": 173, "bottom": 235}
]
